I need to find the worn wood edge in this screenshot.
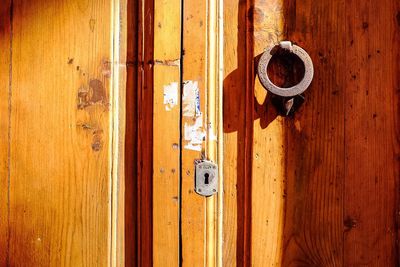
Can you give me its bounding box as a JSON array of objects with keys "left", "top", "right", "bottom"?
[
  {"left": 152, "top": 0, "right": 181, "bottom": 264},
  {"left": 109, "top": 0, "right": 127, "bottom": 266},
  {"left": 216, "top": 0, "right": 224, "bottom": 265},
  {"left": 0, "top": 1, "right": 11, "bottom": 266},
  {"left": 206, "top": 0, "right": 217, "bottom": 265},
  {"left": 205, "top": 0, "right": 224, "bottom": 265}
]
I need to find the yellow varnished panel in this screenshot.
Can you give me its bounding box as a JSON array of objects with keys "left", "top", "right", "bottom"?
[
  {"left": 152, "top": 0, "right": 181, "bottom": 265},
  {"left": 181, "top": 0, "right": 207, "bottom": 265},
  {"left": 7, "top": 1, "right": 122, "bottom": 265}
]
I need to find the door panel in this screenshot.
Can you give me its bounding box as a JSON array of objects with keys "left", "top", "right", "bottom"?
[
  {"left": 343, "top": 1, "right": 399, "bottom": 265},
  {"left": 1, "top": 1, "right": 126, "bottom": 266},
  {"left": 223, "top": 0, "right": 400, "bottom": 266},
  {"left": 181, "top": 1, "right": 209, "bottom": 265},
  {"left": 282, "top": 1, "right": 345, "bottom": 265},
  {"left": 134, "top": 0, "right": 224, "bottom": 266}
]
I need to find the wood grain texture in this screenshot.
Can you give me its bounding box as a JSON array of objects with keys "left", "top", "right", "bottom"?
[
  {"left": 136, "top": 0, "right": 154, "bottom": 265},
  {"left": 251, "top": 0, "right": 287, "bottom": 266},
  {"left": 282, "top": 0, "right": 346, "bottom": 266},
  {"left": 222, "top": 1, "right": 241, "bottom": 265},
  {"left": 152, "top": 66, "right": 180, "bottom": 266},
  {"left": 111, "top": 1, "right": 127, "bottom": 265},
  {"left": 152, "top": 1, "right": 181, "bottom": 263},
  {"left": 0, "top": 1, "right": 11, "bottom": 265},
  {"left": 224, "top": 0, "right": 399, "bottom": 266},
  {"left": 125, "top": 0, "right": 138, "bottom": 265},
  {"left": 223, "top": 0, "right": 253, "bottom": 265},
  {"left": 181, "top": 0, "right": 207, "bottom": 265},
  {"left": 343, "top": 0, "right": 400, "bottom": 265},
  {"left": 6, "top": 0, "right": 124, "bottom": 265},
  {"left": 224, "top": 0, "right": 287, "bottom": 265},
  {"left": 152, "top": 66, "right": 180, "bottom": 267}
]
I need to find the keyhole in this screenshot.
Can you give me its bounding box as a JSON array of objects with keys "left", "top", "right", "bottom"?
[{"left": 204, "top": 172, "right": 210, "bottom": 185}]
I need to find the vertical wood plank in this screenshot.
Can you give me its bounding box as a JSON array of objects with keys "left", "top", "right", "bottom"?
[
  {"left": 251, "top": 0, "right": 287, "bottom": 265},
  {"left": 181, "top": 0, "right": 207, "bottom": 265},
  {"left": 222, "top": 0, "right": 239, "bottom": 263},
  {"left": 282, "top": 0, "right": 346, "bottom": 266},
  {"left": 8, "top": 0, "right": 120, "bottom": 265},
  {"left": 223, "top": 0, "right": 254, "bottom": 265},
  {"left": 344, "top": 0, "right": 400, "bottom": 265},
  {"left": 152, "top": 0, "right": 181, "bottom": 266},
  {"left": 111, "top": 0, "right": 127, "bottom": 265},
  {"left": 136, "top": 0, "right": 154, "bottom": 265},
  {"left": 0, "top": 1, "right": 11, "bottom": 265},
  {"left": 125, "top": 0, "right": 138, "bottom": 265}
]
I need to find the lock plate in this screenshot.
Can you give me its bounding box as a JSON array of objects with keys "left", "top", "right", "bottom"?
[{"left": 195, "top": 160, "right": 218, "bottom": 197}]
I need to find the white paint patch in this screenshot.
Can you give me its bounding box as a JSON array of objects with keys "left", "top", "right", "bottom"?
[
  {"left": 163, "top": 82, "right": 178, "bottom": 111},
  {"left": 184, "top": 115, "right": 206, "bottom": 151},
  {"left": 207, "top": 122, "right": 218, "bottom": 141},
  {"left": 183, "top": 81, "right": 201, "bottom": 117}
]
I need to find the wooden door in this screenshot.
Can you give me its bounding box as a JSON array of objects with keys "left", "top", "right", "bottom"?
[
  {"left": 129, "top": 0, "right": 223, "bottom": 266},
  {"left": 223, "top": 0, "right": 400, "bottom": 266},
  {"left": 131, "top": 0, "right": 400, "bottom": 266},
  {"left": 0, "top": 1, "right": 126, "bottom": 266}
]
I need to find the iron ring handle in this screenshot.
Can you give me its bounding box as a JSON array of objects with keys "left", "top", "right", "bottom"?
[{"left": 257, "top": 41, "right": 314, "bottom": 97}]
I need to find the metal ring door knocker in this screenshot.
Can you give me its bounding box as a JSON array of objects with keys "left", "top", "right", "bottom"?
[{"left": 257, "top": 41, "right": 314, "bottom": 115}]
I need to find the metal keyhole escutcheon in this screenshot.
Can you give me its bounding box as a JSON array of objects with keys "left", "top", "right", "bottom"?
[{"left": 257, "top": 41, "right": 314, "bottom": 115}]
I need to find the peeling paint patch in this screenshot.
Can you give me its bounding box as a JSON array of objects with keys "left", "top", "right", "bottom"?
[
  {"left": 207, "top": 122, "right": 218, "bottom": 141},
  {"left": 183, "top": 81, "right": 201, "bottom": 117},
  {"left": 184, "top": 115, "right": 206, "bottom": 151},
  {"left": 154, "top": 59, "right": 180, "bottom": 66},
  {"left": 163, "top": 82, "right": 178, "bottom": 111}
]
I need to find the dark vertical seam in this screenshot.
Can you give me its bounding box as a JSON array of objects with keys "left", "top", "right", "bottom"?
[
  {"left": 178, "top": 0, "right": 184, "bottom": 265},
  {"left": 244, "top": 0, "right": 254, "bottom": 265},
  {"left": 6, "top": 1, "right": 13, "bottom": 266}
]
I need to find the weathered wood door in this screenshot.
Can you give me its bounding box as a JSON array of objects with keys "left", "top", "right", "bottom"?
[
  {"left": 0, "top": 1, "right": 126, "bottom": 266},
  {"left": 223, "top": 0, "right": 400, "bottom": 266},
  {"left": 129, "top": 0, "right": 224, "bottom": 266},
  {"left": 131, "top": 0, "right": 400, "bottom": 266}
]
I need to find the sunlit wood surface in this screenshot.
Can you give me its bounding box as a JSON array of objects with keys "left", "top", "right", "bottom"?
[{"left": 0, "top": 0, "right": 126, "bottom": 265}]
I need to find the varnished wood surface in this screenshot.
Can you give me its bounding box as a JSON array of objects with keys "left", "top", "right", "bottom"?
[
  {"left": 135, "top": 0, "right": 154, "bottom": 265},
  {"left": 223, "top": 1, "right": 251, "bottom": 265},
  {"left": 152, "top": 0, "right": 181, "bottom": 264},
  {"left": 251, "top": 0, "right": 287, "bottom": 266},
  {"left": 0, "top": 1, "right": 11, "bottom": 265},
  {"left": 343, "top": 0, "right": 400, "bottom": 265},
  {"left": 1, "top": 0, "right": 126, "bottom": 265},
  {"left": 125, "top": 0, "right": 138, "bottom": 265},
  {"left": 223, "top": 0, "right": 400, "bottom": 266},
  {"left": 282, "top": 0, "right": 346, "bottom": 265},
  {"left": 181, "top": 0, "right": 208, "bottom": 266}
]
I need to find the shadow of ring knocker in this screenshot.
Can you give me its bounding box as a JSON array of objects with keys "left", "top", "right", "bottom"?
[{"left": 257, "top": 41, "right": 314, "bottom": 116}]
